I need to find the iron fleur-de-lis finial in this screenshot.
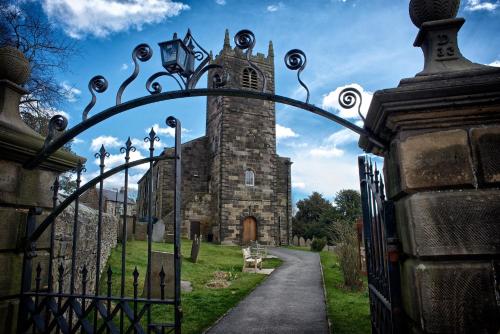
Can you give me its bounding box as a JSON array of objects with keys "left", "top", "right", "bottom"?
[
  {"left": 120, "top": 137, "right": 137, "bottom": 162},
  {"left": 95, "top": 145, "right": 110, "bottom": 169},
  {"left": 144, "top": 128, "right": 160, "bottom": 153}
]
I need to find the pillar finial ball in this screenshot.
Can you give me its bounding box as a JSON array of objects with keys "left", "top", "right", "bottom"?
[
  {"left": 409, "top": 0, "right": 461, "bottom": 28},
  {"left": 0, "top": 46, "right": 30, "bottom": 84}
]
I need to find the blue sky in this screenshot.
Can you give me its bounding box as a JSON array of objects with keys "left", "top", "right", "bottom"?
[{"left": 31, "top": 0, "right": 500, "bottom": 203}]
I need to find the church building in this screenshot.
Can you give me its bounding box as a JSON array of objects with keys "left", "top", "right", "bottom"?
[{"left": 136, "top": 30, "right": 292, "bottom": 245}]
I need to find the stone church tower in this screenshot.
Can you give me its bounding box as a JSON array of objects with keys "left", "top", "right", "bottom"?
[{"left": 137, "top": 30, "right": 292, "bottom": 245}]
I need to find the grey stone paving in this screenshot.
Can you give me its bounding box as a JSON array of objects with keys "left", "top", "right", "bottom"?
[{"left": 205, "top": 247, "right": 329, "bottom": 334}]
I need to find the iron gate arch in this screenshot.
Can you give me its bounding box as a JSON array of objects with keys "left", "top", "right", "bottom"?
[{"left": 17, "top": 29, "right": 396, "bottom": 334}]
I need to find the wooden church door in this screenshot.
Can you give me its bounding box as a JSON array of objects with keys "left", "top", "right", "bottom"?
[{"left": 242, "top": 217, "right": 257, "bottom": 244}]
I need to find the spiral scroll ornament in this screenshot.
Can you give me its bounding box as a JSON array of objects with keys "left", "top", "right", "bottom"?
[
  {"left": 83, "top": 75, "right": 108, "bottom": 121},
  {"left": 284, "top": 49, "right": 310, "bottom": 103},
  {"left": 339, "top": 87, "right": 365, "bottom": 122},
  {"left": 166, "top": 116, "right": 178, "bottom": 128},
  {"left": 43, "top": 114, "right": 68, "bottom": 150},
  {"left": 285, "top": 49, "right": 306, "bottom": 70},
  {"left": 116, "top": 43, "right": 153, "bottom": 104},
  {"left": 234, "top": 30, "right": 256, "bottom": 51}
]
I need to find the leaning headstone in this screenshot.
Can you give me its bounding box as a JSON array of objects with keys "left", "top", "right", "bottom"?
[
  {"left": 305, "top": 239, "right": 312, "bottom": 247},
  {"left": 134, "top": 221, "right": 148, "bottom": 241},
  {"left": 293, "top": 235, "right": 299, "bottom": 246},
  {"left": 299, "top": 237, "right": 305, "bottom": 247},
  {"left": 117, "top": 219, "right": 134, "bottom": 242},
  {"left": 190, "top": 235, "right": 201, "bottom": 263},
  {"left": 143, "top": 251, "right": 175, "bottom": 298},
  {"left": 152, "top": 220, "right": 165, "bottom": 242}
]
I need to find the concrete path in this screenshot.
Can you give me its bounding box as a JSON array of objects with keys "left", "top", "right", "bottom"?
[{"left": 206, "top": 248, "right": 329, "bottom": 334}]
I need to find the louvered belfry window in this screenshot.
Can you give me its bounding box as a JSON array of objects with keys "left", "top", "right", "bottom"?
[{"left": 242, "top": 68, "right": 258, "bottom": 89}]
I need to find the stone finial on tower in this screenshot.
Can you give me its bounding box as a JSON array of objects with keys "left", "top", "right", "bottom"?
[
  {"left": 223, "top": 29, "right": 231, "bottom": 51},
  {"left": 268, "top": 40, "right": 274, "bottom": 59}
]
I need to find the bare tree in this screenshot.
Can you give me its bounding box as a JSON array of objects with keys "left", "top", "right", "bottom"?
[{"left": 0, "top": 0, "right": 76, "bottom": 136}]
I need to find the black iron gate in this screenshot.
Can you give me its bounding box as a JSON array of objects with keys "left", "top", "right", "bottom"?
[
  {"left": 18, "top": 116, "right": 182, "bottom": 334},
  {"left": 358, "top": 156, "right": 402, "bottom": 334},
  {"left": 10, "top": 27, "right": 391, "bottom": 334}
]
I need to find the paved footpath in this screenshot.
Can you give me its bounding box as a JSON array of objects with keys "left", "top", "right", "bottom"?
[{"left": 206, "top": 247, "right": 329, "bottom": 334}]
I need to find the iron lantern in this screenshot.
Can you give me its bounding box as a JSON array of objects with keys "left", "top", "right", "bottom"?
[{"left": 159, "top": 33, "right": 195, "bottom": 77}]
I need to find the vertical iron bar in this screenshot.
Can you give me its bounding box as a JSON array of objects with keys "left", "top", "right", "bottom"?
[
  {"left": 120, "top": 138, "right": 135, "bottom": 333},
  {"left": 33, "top": 263, "right": 42, "bottom": 334},
  {"left": 173, "top": 117, "right": 182, "bottom": 334},
  {"left": 133, "top": 267, "right": 139, "bottom": 334},
  {"left": 56, "top": 263, "right": 64, "bottom": 334},
  {"left": 81, "top": 265, "right": 88, "bottom": 334},
  {"left": 107, "top": 266, "right": 113, "bottom": 334},
  {"left": 94, "top": 145, "right": 109, "bottom": 331},
  {"left": 70, "top": 161, "right": 85, "bottom": 330},
  {"left": 18, "top": 207, "right": 41, "bottom": 333},
  {"left": 49, "top": 178, "right": 60, "bottom": 293},
  {"left": 145, "top": 128, "right": 159, "bottom": 333}
]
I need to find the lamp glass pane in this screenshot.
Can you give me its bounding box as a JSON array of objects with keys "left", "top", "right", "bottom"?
[{"left": 162, "top": 43, "right": 177, "bottom": 63}]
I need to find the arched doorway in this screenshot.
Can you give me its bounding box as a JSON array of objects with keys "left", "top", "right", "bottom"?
[{"left": 242, "top": 216, "right": 257, "bottom": 244}]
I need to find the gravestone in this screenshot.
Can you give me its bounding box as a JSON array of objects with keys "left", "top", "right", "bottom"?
[
  {"left": 117, "top": 218, "right": 134, "bottom": 242},
  {"left": 134, "top": 221, "right": 148, "bottom": 241},
  {"left": 299, "top": 237, "right": 305, "bottom": 247},
  {"left": 293, "top": 235, "right": 299, "bottom": 246},
  {"left": 143, "top": 251, "right": 175, "bottom": 299},
  {"left": 305, "top": 239, "right": 312, "bottom": 247},
  {"left": 152, "top": 220, "right": 165, "bottom": 242},
  {"left": 190, "top": 235, "right": 201, "bottom": 263}
]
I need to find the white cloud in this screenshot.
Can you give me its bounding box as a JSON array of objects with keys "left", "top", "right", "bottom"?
[
  {"left": 322, "top": 83, "right": 373, "bottom": 119},
  {"left": 292, "top": 181, "right": 306, "bottom": 189},
  {"left": 147, "top": 124, "right": 189, "bottom": 138},
  {"left": 326, "top": 128, "right": 359, "bottom": 146},
  {"left": 276, "top": 124, "right": 299, "bottom": 140},
  {"left": 42, "top": 0, "right": 190, "bottom": 39},
  {"left": 291, "top": 148, "right": 362, "bottom": 197},
  {"left": 309, "top": 146, "right": 344, "bottom": 158},
  {"left": 489, "top": 60, "right": 500, "bottom": 67},
  {"left": 120, "top": 63, "right": 129, "bottom": 71},
  {"left": 131, "top": 138, "right": 153, "bottom": 152},
  {"left": 72, "top": 137, "right": 84, "bottom": 144},
  {"left": 215, "top": 0, "right": 226, "bottom": 4},
  {"left": 267, "top": 2, "right": 284, "bottom": 12},
  {"left": 90, "top": 135, "right": 121, "bottom": 151},
  {"left": 60, "top": 81, "right": 81, "bottom": 102},
  {"left": 465, "top": 0, "right": 499, "bottom": 11},
  {"left": 94, "top": 149, "right": 149, "bottom": 172}
]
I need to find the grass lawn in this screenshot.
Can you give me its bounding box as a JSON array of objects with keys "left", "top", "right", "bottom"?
[
  {"left": 101, "top": 239, "right": 282, "bottom": 334},
  {"left": 320, "top": 251, "right": 371, "bottom": 334}
]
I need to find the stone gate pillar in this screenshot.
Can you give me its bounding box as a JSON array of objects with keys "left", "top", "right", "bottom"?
[
  {"left": 359, "top": 2, "right": 500, "bottom": 333},
  {"left": 0, "top": 46, "right": 81, "bottom": 333}
]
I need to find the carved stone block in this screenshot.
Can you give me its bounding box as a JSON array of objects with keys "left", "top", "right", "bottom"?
[
  {"left": 397, "top": 129, "right": 474, "bottom": 192},
  {"left": 396, "top": 189, "right": 500, "bottom": 256},
  {"left": 470, "top": 126, "right": 500, "bottom": 185},
  {"left": 401, "top": 259, "right": 499, "bottom": 334},
  {"left": 143, "top": 251, "right": 175, "bottom": 299}
]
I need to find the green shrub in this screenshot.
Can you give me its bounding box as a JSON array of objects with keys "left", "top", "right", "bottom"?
[{"left": 311, "top": 237, "right": 327, "bottom": 252}]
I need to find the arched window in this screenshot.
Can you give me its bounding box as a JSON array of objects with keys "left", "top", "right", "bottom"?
[
  {"left": 242, "top": 68, "right": 258, "bottom": 89},
  {"left": 245, "top": 169, "right": 255, "bottom": 187}
]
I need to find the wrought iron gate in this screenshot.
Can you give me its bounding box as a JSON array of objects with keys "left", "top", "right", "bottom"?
[
  {"left": 358, "top": 156, "right": 402, "bottom": 334},
  {"left": 9, "top": 27, "right": 390, "bottom": 334},
  {"left": 18, "top": 116, "right": 182, "bottom": 334}
]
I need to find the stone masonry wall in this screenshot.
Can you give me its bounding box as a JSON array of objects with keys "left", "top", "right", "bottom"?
[{"left": 51, "top": 201, "right": 118, "bottom": 295}]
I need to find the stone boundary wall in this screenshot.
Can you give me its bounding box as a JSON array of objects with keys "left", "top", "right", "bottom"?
[{"left": 52, "top": 200, "right": 118, "bottom": 295}]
